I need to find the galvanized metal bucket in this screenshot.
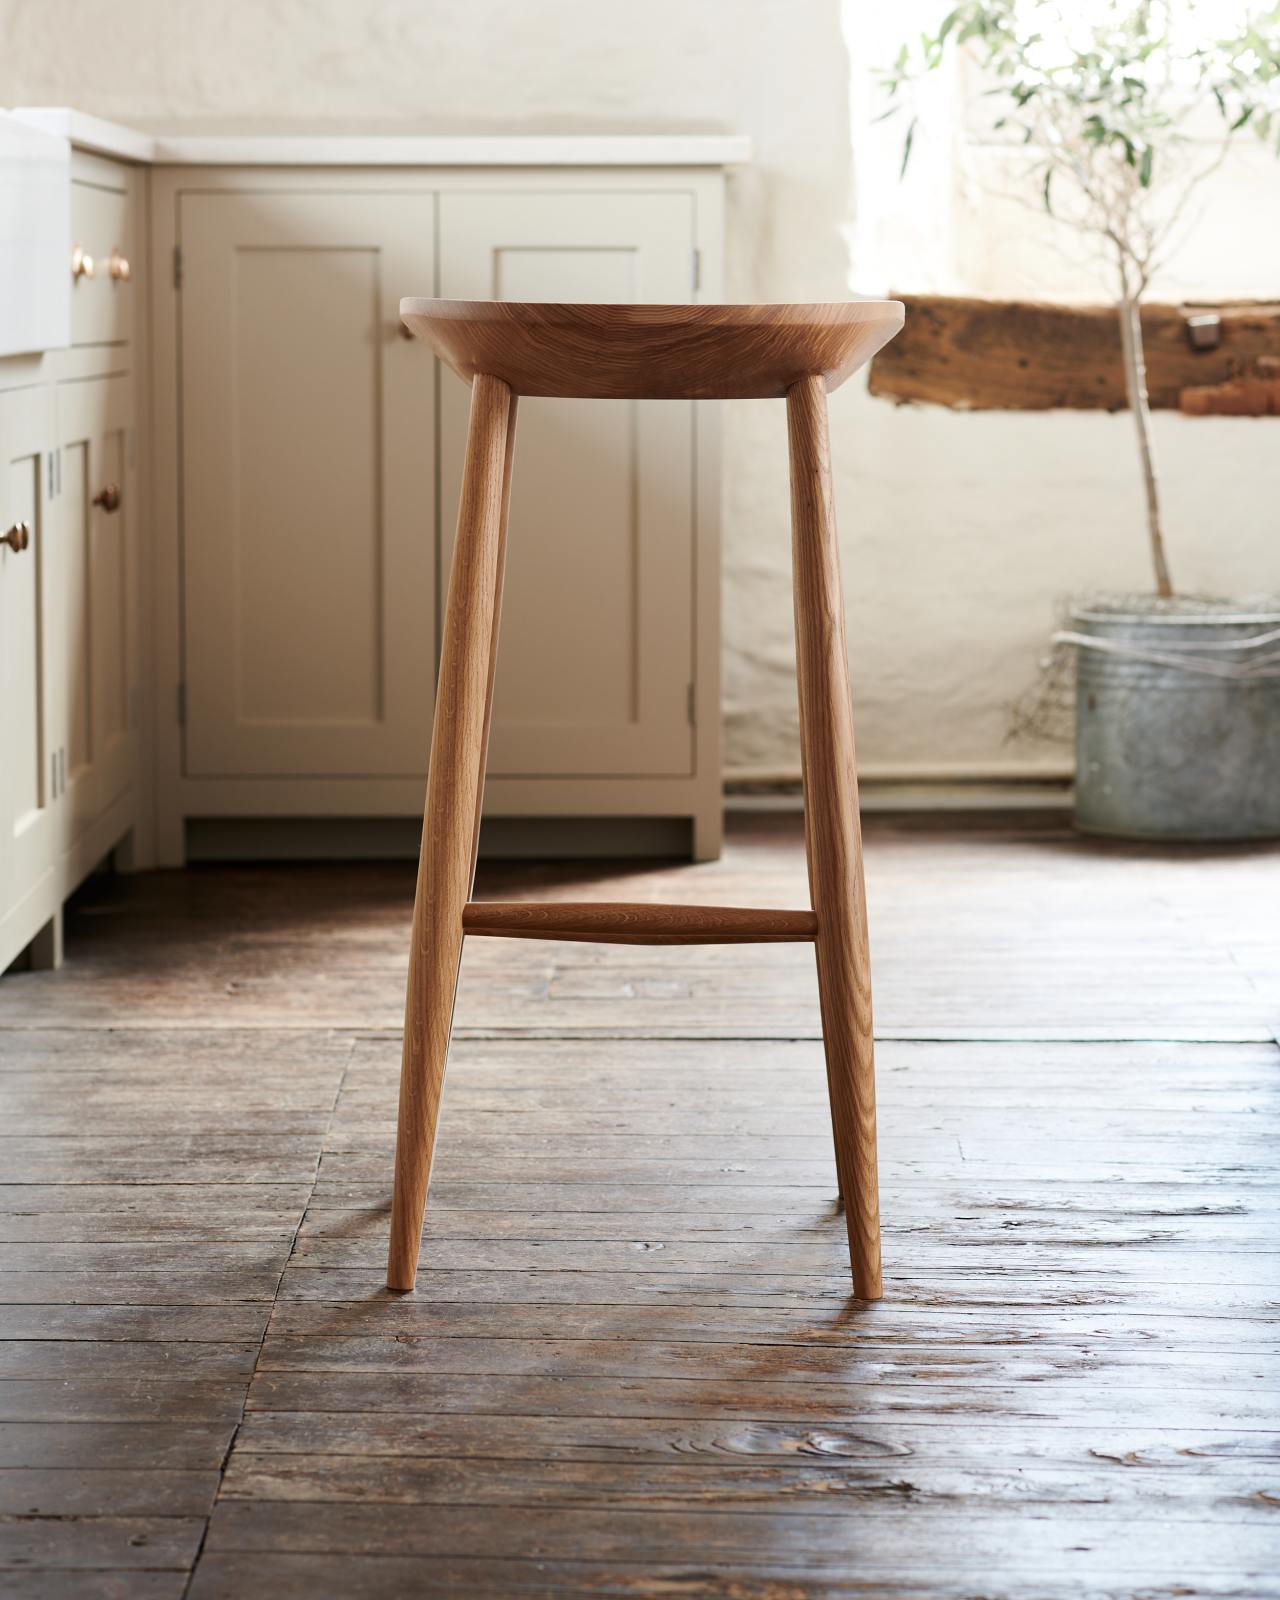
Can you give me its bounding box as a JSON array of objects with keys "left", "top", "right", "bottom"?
[{"left": 1067, "top": 605, "right": 1280, "bottom": 841}]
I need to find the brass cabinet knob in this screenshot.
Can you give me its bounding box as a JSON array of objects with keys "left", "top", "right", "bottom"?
[
  {"left": 92, "top": 484, "right": 121, "bottom": 513},
  {"left": 2, "top": 521, "right": 31, "bottom": 554},
  {"left": 71, "top": 243, "right": 95, "bottom": 280},
  {"left": 108, "top": 248, "right": 131, "bottom": 282}
]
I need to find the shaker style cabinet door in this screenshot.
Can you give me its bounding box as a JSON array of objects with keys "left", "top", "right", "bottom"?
[
  {"left": 178, "top": 191, "right": 435, "bottom": 778},
  {"left": 438, "top": 191, "right": 696, "bottom": 777},
  {"left": 0, "top": 386, "right": 57, "bottom": 919},
  {"left": 53, "top": 375, "right": 138, "bottom": 846}
]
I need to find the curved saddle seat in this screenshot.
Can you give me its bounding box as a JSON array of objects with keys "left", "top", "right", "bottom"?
[{"left": 399, "top": 298, "right": 905, "bottom": 399}]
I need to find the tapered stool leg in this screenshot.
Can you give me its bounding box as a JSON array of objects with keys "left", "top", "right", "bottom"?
[
  {"left": 387, "top": 373, "right": 517, "bottom": 1292},
  {"left": 786, "top": 374, "right": 882, "bottom": 1300}
]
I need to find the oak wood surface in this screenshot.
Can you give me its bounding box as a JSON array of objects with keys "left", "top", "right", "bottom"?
[
  {"left": 0, "top": 817, "right": 1271, "bottom": 1040},
  {"left": 462, "top": 900, "right": 818, "bottom": 944},
  {"left": 1, "top": 818, "right": 1277, "bottom": 1597},
  {"left": 400, "top": 299, "right": 905, "bottom": 399},
  {"left": 867, "top": 293, "right": 1280, "bottom": 412},
  {"left": 788, "top": 375, "right": 881, "bottom": 1299},
  {"left": 186, "top": 1553, "right": 1280, "bottom": 1600},
  {"left": 387, "top": 374, "right": 516, "bottom": 1294}
]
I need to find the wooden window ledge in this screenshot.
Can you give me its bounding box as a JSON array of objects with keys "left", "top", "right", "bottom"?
[{"left": 868, "top": 294, "right": 1280, "bottom": 415}]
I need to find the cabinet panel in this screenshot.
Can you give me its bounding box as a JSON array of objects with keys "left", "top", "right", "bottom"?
[
  {"left": 70, "top": 173, "right": 134, "bottom": 347},
  {"left": 54, "top": 375, "right": 137, "bottom": 843},
  {"left": 0, "top": 386, "right": 57, "bottom": 915},
  {"left": 179, "top": 190, "right": 435, "bottom": 777},
  {"left": 439, "top": 191, "right": 696, "bottom": 778}
]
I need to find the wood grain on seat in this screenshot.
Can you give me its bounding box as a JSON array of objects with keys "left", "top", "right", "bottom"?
[{"left": 399, "top": 299, "right": 905, "bottom": 399}]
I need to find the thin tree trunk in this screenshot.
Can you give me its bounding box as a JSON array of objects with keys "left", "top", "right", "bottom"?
[{"left": 1117, "top": 296, "right": 1174, "bottom": 599}]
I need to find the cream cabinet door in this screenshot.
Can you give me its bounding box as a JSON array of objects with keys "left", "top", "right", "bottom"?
[
  {"left": 439, "top": 191, "right": 696, "bottom": 777},
  {"left": 70, "top": 162, "right": 136, "bottom": 347},
  {"left": 179, "top": 191, "right": 435, "bottom": 778},
  {"left": 53, "top": 375, "right": 137, "bottom": 844},
  {"left": 0, "top": 387, "right": 57, "bottom": 916}
]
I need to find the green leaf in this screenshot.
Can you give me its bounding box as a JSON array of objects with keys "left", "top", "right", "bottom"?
[
  {"left": 1043, "top": 167, "right": 1054, "bottom": 213},
  {"left": 899, "top": 116, "right": 917, "bottom": 180},
  {"left": 1138, "top": 144, "right": 1153, "bottom": 186}
]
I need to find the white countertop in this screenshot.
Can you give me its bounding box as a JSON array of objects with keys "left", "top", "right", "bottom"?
[{"left": 10, "top": 108, "right": 749, "bottom": 168}]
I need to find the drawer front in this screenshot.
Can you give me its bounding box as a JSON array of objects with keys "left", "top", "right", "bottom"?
[{"left": 70, "top": 178, "right": 134, "bottom": 347}]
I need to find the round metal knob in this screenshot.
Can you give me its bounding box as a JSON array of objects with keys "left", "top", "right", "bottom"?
[
  {"left": 108, "top": 248, "right": 131, "bottom": 282},
  {"left": 92, "top": 484, "right": 121, "bottom": 514},
  {"left": 2, "top": 522, "right": 31, "bottom": 554},
  {"left": 71, "top": 244, "right": 96, "bottom": 281}
]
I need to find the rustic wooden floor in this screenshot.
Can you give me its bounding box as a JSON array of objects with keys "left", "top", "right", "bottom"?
[{"left": 1, "top": 812, "right": 1278, "bottom": 1599}]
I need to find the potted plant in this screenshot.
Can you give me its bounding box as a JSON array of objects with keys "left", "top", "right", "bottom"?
[{"left": 882, "top": 0, "right": 1280, "bottom": 839}]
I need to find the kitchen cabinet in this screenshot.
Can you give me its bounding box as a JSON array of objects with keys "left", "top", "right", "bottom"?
[
  {"left": 152, "top": 163, "right": 725, "bottom": 862},
  {"left": 0, "top": 142, "right": 145, "bottom": 975},
  {"left": 1, "top": 121, "right": 741, "bottom": 974},
  {"left": 2, "top": 118, "right": 739, "bottom": 966}
]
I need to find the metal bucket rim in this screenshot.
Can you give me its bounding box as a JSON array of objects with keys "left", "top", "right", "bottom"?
[{"left": 1071, "top": 607, "right": 1280, "bottom": 629}]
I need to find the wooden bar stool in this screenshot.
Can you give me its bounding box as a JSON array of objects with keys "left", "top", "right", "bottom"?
[{"left": 388, "top": 299, "right": 905, "bottom": 1301}]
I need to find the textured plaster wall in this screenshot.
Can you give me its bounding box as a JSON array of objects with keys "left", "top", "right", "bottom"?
[{"left": 4, "top": 0, "right": 1277, "bottom": 781}]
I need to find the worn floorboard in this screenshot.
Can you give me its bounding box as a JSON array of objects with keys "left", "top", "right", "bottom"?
[{"left": 0, "top": 813, "right": 1277, "bottom": 1597}]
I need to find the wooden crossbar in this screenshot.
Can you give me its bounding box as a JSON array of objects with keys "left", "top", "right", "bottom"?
[{"left": 461, "top": 901, "right": 818, "bottom": 946}]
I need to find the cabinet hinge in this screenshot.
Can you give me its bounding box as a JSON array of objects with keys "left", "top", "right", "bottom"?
[
  {"left": 177, "top": 683, "right": 187, "bottom": 726},
  {"left": 687, "top": 682, "right": 697, "bottom": 725},
  {"left": 691, "top": 249, "right": 701, "bottom": 294},
  {"left": 173, "top": 245, "right": 183, "bottom": 290}
]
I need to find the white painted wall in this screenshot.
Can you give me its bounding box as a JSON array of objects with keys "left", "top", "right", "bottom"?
[{"left": 5, "top": 0, "right": 1277, "bottom": 783}]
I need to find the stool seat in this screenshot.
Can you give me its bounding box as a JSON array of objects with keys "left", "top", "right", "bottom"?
[{"left": 400, "top": 298, "right": 904, "bottom": 400}]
